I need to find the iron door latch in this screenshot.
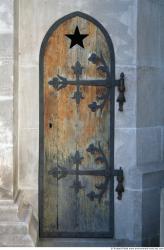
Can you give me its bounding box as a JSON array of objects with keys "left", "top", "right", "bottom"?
[
  {"left": 115, "top": 73, "right": 126, "bottom": 112},
  {"left": 114, "top": 167, "right": 124, "bottom": 200}
]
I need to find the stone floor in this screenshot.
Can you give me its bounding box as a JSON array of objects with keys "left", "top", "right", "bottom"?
[{"left": 38, "top": 238, "right": 138, "bottom": 247}]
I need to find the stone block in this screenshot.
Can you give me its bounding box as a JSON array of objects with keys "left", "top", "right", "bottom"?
[
  {"left": 0, "top": 33, "right": 13, "bottom": 58},
  {"left": 0, "top": 99, "right": 13, "bottom": 199},
  {"left": 115, "top": 128, "right": 136, "bottom": 169},
  {"left": 137, "top": 127, "right": 162, "bottom": 165},
  {"left": 137, "top": 66, "right": 163, "bottom": 127},
  {"left": 0, "top": 145, "right": 13, "bottom": 199},
  {"left": 115, "top": 189, "right": 142, "bottom": 241},
  {"left": 137, "top": 0, "right": 160, "bottom": 67},
  {"left": 19, "top": 66, "right": 39, "bottom": 129},
  {"left": 19, "top": 129, "right": 39, "bottom": 189},
  {"left": 143, "top": 170, "right": 164, "bottom": 189},
  {"left": 0, "top": 204, "right": 18, "bottom": 221},
  {"left": 21, "top": 189, "right": 38, "bottom": 219},
  {"left": 0, "top": 99, "right": 13, "bottom": 145},
  {"left": 0, "top": 0, "right": 13, "bottom": 33},
  {"left": 123, "top": 168, "right": 142, "bottom": 190},
  {"left": 19, "top": 0, "right": 43, "bottom": 66},
  {"left": 0, "top": 222, "right": 28, "bottom": 235},
  {"left": 0, "top": 58, "right": 13, "bottom": 96},
  {"left": 142, "top": 188, "right": 160, "bottom": 240}
]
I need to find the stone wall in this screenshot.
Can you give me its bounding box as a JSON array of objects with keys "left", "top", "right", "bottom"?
[{"left": 0, "top": 0, "right": 14, "bottom": 199}]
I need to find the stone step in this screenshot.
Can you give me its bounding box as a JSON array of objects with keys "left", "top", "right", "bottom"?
[
  {"left": 0, "top": 204, "right": 36, "bottom": 246},
  {"left": 0, "top": 191, "right": 38, "bottom": 246},
  {"left": 0, "top": 234, "right": 34, "bottom": 247},
  {"left": 0, "top": 221, "right": 28, "bottom": 235},
  {"left": 18, "top": 202, "right": 38, "bottom": 245},
  {"left": 0, "top": 204, "right": 19, "bottom": 221}
]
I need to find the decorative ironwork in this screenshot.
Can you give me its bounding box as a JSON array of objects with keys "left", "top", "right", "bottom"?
[
  {"left": 48, "top": 151, "right": 85, "bottom": 193},
  {"left": 48, "top": 52, "right": 125, "bottom": 110},
  {"left": 48, "top": 145, "right": 124, "bottom": 201},
  {"left": 88, "top": 52, "right": 126, "bottom": 112},
  {"left": 48, "top": 57, "right": 111, "bottom": 106},
  {"left": 48, "top": 165, "right": 69, "bottom": 180},
  {"left": 70, "top": 150, "right": 85, "bottom": 193},
  {"left": 72, "top": 150, "right": 84, "bottom": 165},
  {"left": 86, "top": 143, "right": 124, "bottom": 202},
  {"left": 88, "top": 52, "right": 109, "bottom": 75},
  {"left": 87, "top": 52, "right": 110, "bottom": 112},
  {"left": 48, "top": 74, "right": 68, "bottom": 90},
  {"left": 86, "top": 142, "right": 110, "bottom": 203},
  {"left": 88, "top": 90, "right": 110, "bottom": 112},
  {"left": 48, "top": 56, "right": 125, "bottom": 110},
  {"left": 71, "top": 61, "right": 84, "bottom": 105}
]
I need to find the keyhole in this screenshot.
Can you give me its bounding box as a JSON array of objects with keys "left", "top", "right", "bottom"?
[{"left": 49, "top": 123, "right": 52, "bottom": 128}]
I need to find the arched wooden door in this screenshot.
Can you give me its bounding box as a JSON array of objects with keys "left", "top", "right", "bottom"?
[{"left": 39, "top": 12, "right": 117, "bottom": 238}]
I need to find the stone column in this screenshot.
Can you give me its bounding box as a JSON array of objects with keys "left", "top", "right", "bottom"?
[
  {"left": 136, "top": 0, "right": 164, "bottom": 246},
  {"left": 0, "top": 0, "right": 15, "bottom": 200}
]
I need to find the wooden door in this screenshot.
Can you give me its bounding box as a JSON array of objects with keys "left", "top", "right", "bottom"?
[{"left": 39, "top": 12, "right": 115, "bottom": 237}]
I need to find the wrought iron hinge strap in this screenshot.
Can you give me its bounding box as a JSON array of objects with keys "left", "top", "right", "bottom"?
[
  {"left": 49, "top": 145, "right": 124, "bottom": 202},
  {"left": 49, "top": 77, "right": 122, "bottom": 89},
  {"left": 49, "top": 51, "right": 126, "bottom": 110},
  {"left": 49, "top": 168, "right": 110, "bottom": 177},
  {"left": 49, "top": 78, "right": 111, "bottom": 88}
]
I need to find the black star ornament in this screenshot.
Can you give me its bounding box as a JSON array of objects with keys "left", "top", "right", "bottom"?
[{"left": 65, "top": 26, "right": 88, "bottom": 48}]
